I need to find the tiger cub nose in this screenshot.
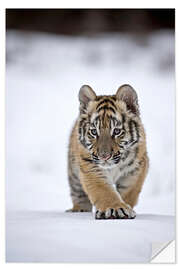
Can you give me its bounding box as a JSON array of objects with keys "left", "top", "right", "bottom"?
[{"left": 100, "top": 153, "right": 111, "bottom": 161}]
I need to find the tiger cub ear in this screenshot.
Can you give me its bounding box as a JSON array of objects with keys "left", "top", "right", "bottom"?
[
  {"left": 79, "top": 85, "right": 96, "bottom": 107},
  {"left": 116, "top": 84, "right": 139, "bottom": 115}
]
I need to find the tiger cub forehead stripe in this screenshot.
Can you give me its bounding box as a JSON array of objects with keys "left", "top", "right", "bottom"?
[
  {"left": 97, "top": 105, "right": 116, "bottom": 114},
  {"left": 109, "top": 116, "right": 121, "bottom": 127},
  {"left": 96, "top": 98, "right": 117, "bottom": 110}
]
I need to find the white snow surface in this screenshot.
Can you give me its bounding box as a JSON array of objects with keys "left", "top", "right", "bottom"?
[
  {"left": 6, "top": 211, "right": 174, "bottom": 263},
  {"left": 6, "top": 30, "right": 175, "bottom": 263}
]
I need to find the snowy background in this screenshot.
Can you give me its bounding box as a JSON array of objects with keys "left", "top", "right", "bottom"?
[{"left": 6, "top": 30, "right": 175, "bottom": 262}]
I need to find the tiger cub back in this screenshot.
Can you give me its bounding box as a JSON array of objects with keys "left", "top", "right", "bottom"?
[{"left": 67, "top": 84, "right": 149, "bottom": 219}]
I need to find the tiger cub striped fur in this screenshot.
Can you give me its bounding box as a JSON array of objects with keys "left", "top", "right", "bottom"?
[{"left": 67, "top": 84, "right": 149, "bottom": 219}]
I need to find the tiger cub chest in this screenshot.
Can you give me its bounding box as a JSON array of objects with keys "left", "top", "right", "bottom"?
[{"left": 103, "top": 153, "right": 138, "bottom": 186}]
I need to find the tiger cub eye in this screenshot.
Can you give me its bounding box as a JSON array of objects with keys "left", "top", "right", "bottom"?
[
  {"left": 113, "top": 128, "right": 125, "bottom": 137},
  {"left": 113, "top": 128, "right": 121, "bottom": 136},
  {"left": 91, "top": 129, "right": 97, "bottom": 136}
]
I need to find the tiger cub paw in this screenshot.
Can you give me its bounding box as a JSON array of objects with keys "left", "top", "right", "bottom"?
[
  {"left": 66, "top": 203, "right": 92, "bottom": 213},
  {"left": 95, "top": 206, "right": 136, "bottom": 220},
  {"left": 66, "top": 208, "right": 90, "bottom": 212}
]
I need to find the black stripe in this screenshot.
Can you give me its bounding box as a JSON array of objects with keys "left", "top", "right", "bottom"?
[
  {"left": 128, "top": 120, "right": 140, "bottom": 146},
  {"left": 79, "top": 118, "right": 91, "bottom": 149},
  {"left": 108, "top": 107, "right": 116, "bottom": 114},
  {"left": 97, "top": 105, "right": 107, "bottom": 112},
  {"left": 122, "top": 150, "right": 130, "bottom": 161},
  {"left": 90, "top": 165, "right": 102, "bottom": 173},
  {"left": 111, "top": 96, "right": 116, "bottom": 101},
  {"left": 99, "top": 118, "right": 102, "bottom": 129},
  {"left": 114, "top": 158, "right": 120, "bottom": 164},
  {"left": 113, "top": 151, "right": 120, "bottom": 158},
  {"left": 70, "top": 190, "right": 87, "bottom": 199},
  {"left": 82, "top": 157, "right": 94, "bottom": 164},
  {"left": 81, "top": 122, "right": 86, "bottom": 138},
  {"left": 80, "top": 105, "right": 87, "bottom": 114},
  {"left": 102, "top": 109, "right": 106, "bottom": 124},
  {"left": 127, "top": 148, "right": 138, "bottom": 166},
  {"left": 121, "top": 113, "right": 126, "bottom": 129},
  {"left": 92, "top": 153, "right": 99, "bottom": 160},
  {"left": 94, "top": 116, "right": 100, "bottom": 125},
  {"left": 78, "top": 127, "right": 82, "bottom": 134},
  {"left": 109, "top": 99, "right": 117, "bottom": 109},
  {"left": 135, "top": 146, "right": 139, "bottom": 157},
  {"left": 110, "top": 115, "right": 116, "bottom": 126},
  {"left": 95, "top": 96, "right": 103, "bottom": 101},
  {"left": 96, "top": 99, "right": 108, "bottom": 109},
  {"left": 76, "top": 193, "right": 88, "bottom": 199},
  {"left": 96, "top": 99, "right": 117, "bottom": 110},
  {"left": 79, "top": 118, "right": 86, "bottom": 128},
  {"left": 116, "top": 183, "right": 127, "bottom": 189},
  {"left": 80, "top": 137, "right": 90, "bottom": 149},
  {"left": 97, "top": 105, "right": 116, "bottom": 114},
  {"left": 127, "top": 159, "right": 135, "bottom": 167},
  {"left": 88, "top": 144, "right": 93, "bottom": 150},
  {"left": 129, "top": 120, "right": 134, "bottom": 142},
  {"left": 69, "top": 176, "right": 85, "bottom": 195},
  {"left": 110, "top": 116, "right": 121, "bottom": 127},
  {"left": 128, "top": 166, "right": 139, "bottom": 176},
  {"left": 70, "top": 183, "right": 84, "bottom": 194},
  {"left": 71, "top": 172, "right": 79, "bottom": 181},
  {"left": 133, "top": 121, "right": 140, "bottom": 143},
  {"left": 109, "top": 116, "right": 112, "bottom": 129},
  {"left": 79, "top": 119, "right": 87, "bottom": 138},
  {"left": 88, "top": 133, "right": 95, "bottom": 139}
]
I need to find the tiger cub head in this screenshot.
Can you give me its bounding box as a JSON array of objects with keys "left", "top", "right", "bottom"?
[{"left": 78, "top": 84, "right": 143, "bottom": 169}]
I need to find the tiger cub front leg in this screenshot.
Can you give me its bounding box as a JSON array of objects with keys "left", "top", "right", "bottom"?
[
  {"left": 116, "top": 156, "right": 149, "bottom": 209},
  {"left": 80, "top": 170, "right": 136, "bottom": 219}
]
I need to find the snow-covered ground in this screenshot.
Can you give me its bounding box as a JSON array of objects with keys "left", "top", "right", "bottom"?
[
  {"left": 6, "top": 211, "right": 174, "bottom": 263},
  {"left": 6, "top": 30, "right": 175, "bottom": 262}
]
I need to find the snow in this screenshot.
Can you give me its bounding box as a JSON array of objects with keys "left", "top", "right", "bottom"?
[
  {"left": 6, "top": 30, "right": 175, "bottom": 262},
  {"left": 6, "top": 211, "right": 174, "bottom": 263}
]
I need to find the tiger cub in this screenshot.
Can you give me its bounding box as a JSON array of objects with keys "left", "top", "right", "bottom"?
[{"left": 67, "top": 84, "right": 149, "bottom": 219}]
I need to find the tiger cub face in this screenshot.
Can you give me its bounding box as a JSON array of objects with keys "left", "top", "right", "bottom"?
[{"left": 78, "top": 84, "right": 142, "bottom": 169}]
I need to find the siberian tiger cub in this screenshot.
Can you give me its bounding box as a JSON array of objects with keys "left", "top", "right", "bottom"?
[{"left": 67, "top": 84, "right": 149, "bottom": 219}]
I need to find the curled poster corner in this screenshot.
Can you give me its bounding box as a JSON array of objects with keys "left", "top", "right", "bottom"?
[{"left": 151, "top": 240, "right": 175, "bottom": 263}]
